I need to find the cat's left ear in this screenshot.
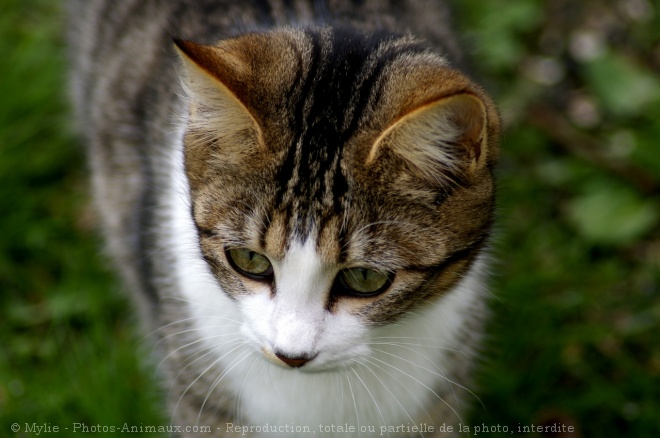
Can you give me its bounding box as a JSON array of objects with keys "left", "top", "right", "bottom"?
[{"left": 368, "top": 93, "right": 494, "bottom": 186}]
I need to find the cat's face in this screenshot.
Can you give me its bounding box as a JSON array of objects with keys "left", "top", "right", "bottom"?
[{"left": 175, "top": 28, "right": 499, "bottom": 370}]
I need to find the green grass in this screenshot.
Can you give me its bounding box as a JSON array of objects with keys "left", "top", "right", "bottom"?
[
  {"left": 0, "top": 0, "right": 165, "bottom": 433},
  {"left": 1, "top": 0, "right": 659, "bottom": 437}
]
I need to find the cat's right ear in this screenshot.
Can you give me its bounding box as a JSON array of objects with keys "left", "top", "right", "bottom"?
[{"left": 173, "top": 39, "right": 264, "bottom": 148}]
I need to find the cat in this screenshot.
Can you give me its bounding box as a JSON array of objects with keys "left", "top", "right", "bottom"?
[{"left": 67, "top": 0, "right": 500, "bottom": 436}]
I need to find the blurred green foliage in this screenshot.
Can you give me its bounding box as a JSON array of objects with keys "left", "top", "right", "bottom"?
[
  {"left": 455, "top": 0, "right": 660, "bottom": 435},
  {"left": 0, "top": 0, "right": 165, "bottom": 432},
  {"left": 1, "top": 0, "right": 659, "bottom": 437}
]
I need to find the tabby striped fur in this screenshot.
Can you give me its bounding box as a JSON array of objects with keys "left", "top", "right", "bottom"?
[{"left": 68, "top": 1, "right": 500, "bottom": 436}]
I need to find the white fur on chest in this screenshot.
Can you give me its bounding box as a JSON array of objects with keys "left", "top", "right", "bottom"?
[{"left": 162, "top": 135, "right": 485, "bottom": 436}]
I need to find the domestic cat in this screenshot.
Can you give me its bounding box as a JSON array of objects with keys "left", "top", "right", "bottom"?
[{"left": 68, "top": 0, "right": 500, "bottom": 436}]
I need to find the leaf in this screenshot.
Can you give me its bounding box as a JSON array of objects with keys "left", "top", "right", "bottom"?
[
  {"left": 463, "top": 0, "right": 542, "bottom": 71},
  {"left": 584, "top": 53, "right": 660, "bottom": 116},
  {"left": 630, "top": 117, "right": 660, "bottom": 176},
  {"left": 565, "top": 181, "right": 659, "bottom": 245}
]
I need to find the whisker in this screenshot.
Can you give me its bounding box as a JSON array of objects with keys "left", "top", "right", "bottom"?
[
  {"left": 350, "top": 367, "right": 389, "bottom": 438},
  {"left": 371, "top": 335, "right": 464, "bottom": 347},
  {"left": 354, "top": 358, "right": 421, "bottom": 431},
  {"left": 342, "top": 369, "right": 361, "bottom": 437},
  {"left": 151, "top": 325, "right": 239, "bottom": 350},
  {"left": 156, "top": 334, "right": 242, "bottom": 375},
  {"left": 165, "top": 337, "right": 249, "bottom": 420},
  {"left": 368, "top": 355, "right": 466, "bottom": 427},
  {"left": 235, "top": 355, "right": 260, "bottom": 427},
  {"left": 372, "top": 347, "right": 482, "bottom": 408},
  {"left": 139, "top": 315, "right": 240, "bottom": 343},
  {"left": 359, "top": 357, "right": 434, "bottom": 427},
  {"left": 171, "top": 343, "right": 247, "bottom": 429},
  {"left": 172, "top": 337, "right": 244, "bottom": 381},
  {"left": 159, "top": 296, "right": 243, "bottom": 321},
  {"left": 174, "top": 345, "right": 216, "bottom": 374},
  {"left": 371, "top": 342, "right": 462, "bottom": 407},
  {"left": 373, "top": 346, "right": 462, "bottom": 412},
  {"left": 368, "top": 341, "right": 465, "bottom": 356},
  {"left": 196, "top": 348, "right": 255, "bottom": 427}
]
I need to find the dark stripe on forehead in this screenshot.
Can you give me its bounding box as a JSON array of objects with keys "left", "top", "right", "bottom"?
[
  {"left": 275, "top": 27, "right": 425, "bottom": 237},
  {"left": 274, "top": 30, "right": 322, "bottom": 205}
]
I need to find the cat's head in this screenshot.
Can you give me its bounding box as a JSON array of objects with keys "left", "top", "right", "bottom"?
[{"left": 174, "top": 27, "right": 499, "bottom": 370}]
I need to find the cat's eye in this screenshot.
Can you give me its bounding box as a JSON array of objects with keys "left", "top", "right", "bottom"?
[
  {"left": 225, "top": 248, "right": 273, "bottom": 280},
  {"left": 335, "top": 267, "right": 392, "bottom": 297}
]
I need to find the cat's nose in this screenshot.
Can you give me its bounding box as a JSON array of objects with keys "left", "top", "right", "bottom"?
[{"left": 275, "top": 352, "right": 314, "bottom": 368}]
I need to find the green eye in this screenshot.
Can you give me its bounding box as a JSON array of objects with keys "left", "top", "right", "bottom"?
[
  {"left": 337, "top": 267, "right": 392, "bottom": 296},
  {"left": 226, "top": 248, "right": 273, "bottom": 280}
]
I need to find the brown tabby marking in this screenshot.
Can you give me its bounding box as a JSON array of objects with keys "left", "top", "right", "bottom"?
[{"left": 176, "top": 29, "right": 499, "bottom": 324}]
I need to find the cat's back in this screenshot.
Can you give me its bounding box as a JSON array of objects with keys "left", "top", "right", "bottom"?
[{"left": 69, "top": 0, "right": 461, "bottom": 115}]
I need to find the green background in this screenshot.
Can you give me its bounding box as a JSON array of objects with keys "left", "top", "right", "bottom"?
[{"left": 2, "top": 0, "right": 659, "bottom": 436}]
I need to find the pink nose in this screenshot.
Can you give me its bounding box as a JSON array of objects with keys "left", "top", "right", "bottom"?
[{"left": 275, "top": 353, "right": 313, "bottom": 368}]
